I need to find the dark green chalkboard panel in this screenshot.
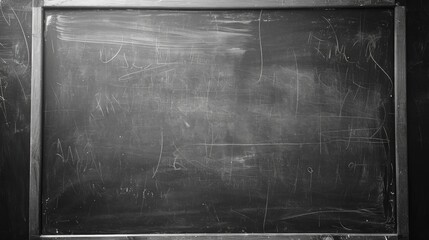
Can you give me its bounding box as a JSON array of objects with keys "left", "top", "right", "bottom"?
[{"left": 42, "top": 9, "right": 395, "bottom": 234}]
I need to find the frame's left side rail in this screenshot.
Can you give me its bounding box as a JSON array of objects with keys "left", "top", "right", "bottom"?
[{"left": 30, "top": 5, "right": 43, "bottom": 240}]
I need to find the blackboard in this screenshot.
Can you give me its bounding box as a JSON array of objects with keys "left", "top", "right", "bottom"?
[{"left": 41, "top": 8, "right": 398, "bottom": 235}]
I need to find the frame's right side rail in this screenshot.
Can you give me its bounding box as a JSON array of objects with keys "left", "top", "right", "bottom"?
[{"left": 394, "top": 5, "right": 408, "bottom": 240}]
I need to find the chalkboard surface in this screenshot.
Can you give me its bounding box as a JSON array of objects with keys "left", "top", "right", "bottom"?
[{"left": 42, "top": 9, "right": 395, "bottom": 234}]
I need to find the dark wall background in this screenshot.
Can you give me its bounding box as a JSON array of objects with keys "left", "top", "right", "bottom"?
[
  {"left": 0, "top": 1, "right": 31, "bottom": 240},
  {"left": 0, "top": 0, "right": 428, "bottom": 239},
  {"left": 406, "top": 0, "right": 429, "bottom": 239}
]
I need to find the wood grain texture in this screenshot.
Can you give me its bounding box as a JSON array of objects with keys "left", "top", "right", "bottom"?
[
  {"left": 42, "top": 0, "right": 395, "bottom": 8},
  {"left": 394, "top": 6, "right": 408, "bottom": 240},
  {"left": 29, "top": 6, "right": 43, "bottom": 240}
]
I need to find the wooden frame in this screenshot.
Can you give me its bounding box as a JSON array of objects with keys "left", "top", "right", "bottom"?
[
  {"left": 30, "top": 5, "right": 42, "bottom": 240},
  {"left": 40, "top": 0, "right": 395, "bottom": 8},
  {"left": 394, "top": 6, "right": 408, "bottom": 239},
  {"left": 30, "top": 0, "right": 407, "bottom": 239}
]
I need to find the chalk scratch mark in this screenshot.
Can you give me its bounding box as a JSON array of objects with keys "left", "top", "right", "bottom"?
[
  {"left": 279, "top": 209, "right": 375, "bottom": 221},
  {"left": 263, "top": 181, "right": 270, "bottom": 232},
  {"left": 56, "top": 138, "right": 65, "bottom": 162},
  {"left": 12, "top": 67, "right": 27, "bottom": 102},
  {"left": 370, "top": 102, "right": 387, "bottom": 138},
  {"left": 123, "top": 53, "right": 129, "bottom": 68},
  {"left": 118, "top": 65, "right": 171, "bottom": 81},
  {"left": 307, "top": 167, "right": 314, "bottom": 204},
  {"left": 346, "top": 125, "right": 353, "bottom": 150},
  {"left": 11, "top": 7, "right": 29, "bottom": 72},
  {"left": 322, "top": 16, "right": 339, "bottom": 54},
  {"left": 95, "top": 93, "right": 104, "bottom": 117},
  {"left": 194, "top": 137, "right": 389, "bottom": 146},
  {"left": 140, "top": 175, "right": 148, "bottom": 215},
  {"left": 292, "top": 157, "right": 300, "bottom": 194},
  {"left": 152, "top": 128, "right": 164, "bottom": 178},
  {"left": 99, "top": 41, "right": 123, "bottom": 64},
  {"left": 369, "top": 51, "right": 393, "bottom": 90},
  {"left": 339, "top": 217, "right": 353, "bottom": 231},
  {"left": 0, "top": 4, "right": 11, "bottom": 26},
  {"left": 51, "top": 39, "right": 55, "bottom": 53},
  {"left": 339, "top": 89, "right": 350, "bottom": 116},
  {"left": 319, "top": 113, "right": 322, "bottom": 154},
  {"left": 257, "top": 10, "right": 264, "bottom": 83},
  {"left": 231, "top": 209, "right": 255, "bottom": 223},
  {"left": 0, "top": 77, "right": 7, "bottom": 122},
  {"left": 293, "top": 49, "right": 299, "bottom": 116},
  {"left": 382, "top": 126, "right": 391, "bottom": 158}
]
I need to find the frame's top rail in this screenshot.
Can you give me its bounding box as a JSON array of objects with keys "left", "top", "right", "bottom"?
[{"left": 40, "top": 0, "right": 395, "bottom": 8}]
